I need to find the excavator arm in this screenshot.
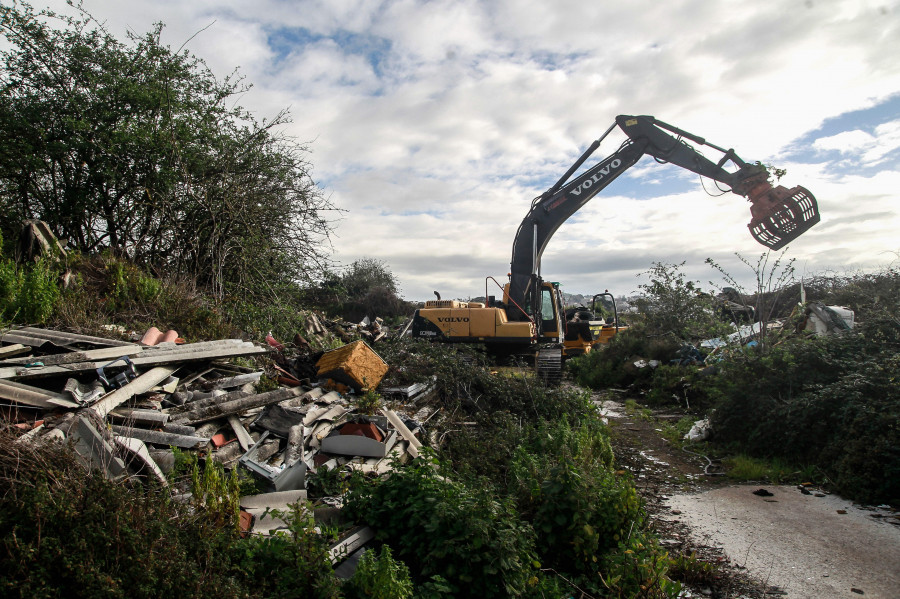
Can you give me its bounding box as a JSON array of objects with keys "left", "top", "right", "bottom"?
[{"left": 506, "top": 114, "right": 820, "bottom": 322}]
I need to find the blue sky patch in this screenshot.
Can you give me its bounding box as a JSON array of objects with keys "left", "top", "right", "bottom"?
[{"left": 266, "top": 26, "right": 392, "bottom": 77}]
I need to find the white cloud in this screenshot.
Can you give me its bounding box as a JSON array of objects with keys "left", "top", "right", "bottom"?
[
  {"left": 814, "top": 119, "right": 900, "bottom": 166},
  {"left": 26, "top": 0, "right": 900, "bottom": 301}
]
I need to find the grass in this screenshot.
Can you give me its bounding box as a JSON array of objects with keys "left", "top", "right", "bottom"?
[
  {"left": 724, "top": 454, "right": 821, "bottom": 485},
  {"left": 658, "top": 416, "right": 698, "bottom": 447},
  {"left": 624, "top": 398, "right": 653, "bottom": 421}
]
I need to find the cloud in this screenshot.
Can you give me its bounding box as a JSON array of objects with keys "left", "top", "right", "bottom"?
[
  {"left": 30, "top": 0, "right": 900, "bottom": 302},
  {"left": 814, "top": 120, "right": 900, "bottom": 167}
]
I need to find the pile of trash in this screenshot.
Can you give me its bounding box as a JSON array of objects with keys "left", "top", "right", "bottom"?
[{"left": 1, "top": 324, "right": 433, "bottom": 566}]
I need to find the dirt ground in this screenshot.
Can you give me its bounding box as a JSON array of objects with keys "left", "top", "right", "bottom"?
[{"left": 594, "top": 390, "right": 900, "bottom": 599}]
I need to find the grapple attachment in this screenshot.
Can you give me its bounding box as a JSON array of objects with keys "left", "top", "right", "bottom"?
[{"left": 747, "top": 183, "right": 820, "bottom": 250}]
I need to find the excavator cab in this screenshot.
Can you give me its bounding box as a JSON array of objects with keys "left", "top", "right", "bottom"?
[{"left": 746, "top": 183, "right": 820, "bottom": 250}]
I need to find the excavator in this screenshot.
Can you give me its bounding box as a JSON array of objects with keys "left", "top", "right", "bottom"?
[{"left": 410, "top": 114, "right": 820, "bottom": 382}]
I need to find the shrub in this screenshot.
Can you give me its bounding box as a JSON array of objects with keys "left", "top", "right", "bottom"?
[
  {"left": 343, "top": 546, "right": 413, "bottom": 599},
  {"left": 600, "top": 532, "right": 683, "bottom": 598},
  {"left": 0, "top": 257, "right": 60, "bottom": 324},
  {"left": 568, "top": 325, "right": 682, "bottom": 390},
  {"left": 0, "top": 431, "right": 340, "bottom": 599},
  {"left": 508, "top": 419, "right": 640, "bottom": 575},
  {"left": 344, "top": 455, "right": 538, "bottom": 598},
  {"left": 709, "top": 316, "right": 900, "bottom": 504}
]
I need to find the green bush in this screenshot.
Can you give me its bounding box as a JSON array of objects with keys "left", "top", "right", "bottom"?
[
  {"left": 710, "top": 316, "right": 900, "bottom": 504},
  {"left": 568, "top": 326, "right": 682, "bottom": 390},
  {"left": 509, "top": 419, "right": 640, "bottom": 575},
  {"left": 0, "top": 431, "right": 339, "bottom": 599},
  {"left": 344, "top": 455, "right": 539, "bottom": 598},
  {"left": 0, "top": 257, "right": 19, "bottom": 321},
  {"left": 230, "top": 504, "right": 340, "bottom": 599},
  {"left": 0, "top": 257, "right": 60, "bottom": 324},
  {"left": 343, "top": 546, "right": 413, "bottom": 599},
  {"left": 600, "top": 532, "right": 682, "bottom": 598}
]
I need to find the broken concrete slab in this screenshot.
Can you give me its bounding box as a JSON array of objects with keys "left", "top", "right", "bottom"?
[
  {"left": 91, "top": 366, "right": 178, "bottom": 418},
  {"left": 109, "top": 407, "right": 169, "bottom": 426},
  {"left": 240, "top": 489, "right": 308, "bottom": 510},
  {"left": 321, "top": 432, "right": 387, "bottom": 458},
  {"left": 2, "top": 326, "right": 137, "bottom": 350},
  {"left": 383, "top": 409, "right": 423, "bottom": 459},
  {"left": 240, "top": 431, "right": 307, "bottom": 492},
  {"left": 320, "top": 421, "right": 387, "bottom": 458},
  {"left": 0, "top": 344, "right": 29, "bottom": 359},
  {"left": 64, "top": 378, "right": 105, "bottom": 404},
  {"left": 228, "top": 415, "right": 254, "bottom": 451},
  {"left": 252, "top": 404, "right": 306, "bottom": 438},
  {"left": 329, "top": 526, "right": 375, "bottom": 565},
  {"left": 0, "top": 379, "right": 79, "bottom": 409}
]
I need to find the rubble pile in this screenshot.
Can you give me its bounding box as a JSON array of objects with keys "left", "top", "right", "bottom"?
[{"left": 1, "top": 323, "right": 431, "bottom": 564}]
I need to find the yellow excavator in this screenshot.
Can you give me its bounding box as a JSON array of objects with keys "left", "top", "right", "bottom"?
[{"left": 411, "top": 114, "right": 820, "bottom": 382}]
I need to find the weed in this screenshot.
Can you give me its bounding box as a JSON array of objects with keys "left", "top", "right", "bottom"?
[
  {"left": 667, "top": 551, "right": 719, "bottom": 587},
  {"left": 599, "top": 532, "right": 683, "bottom": 598},
  {"left": 725, "top": 455, "right": 793, "bottom": 483},
  {"left": 344, "top": 453, "right": 538, "bottom": 598},
  {"left": 355, "top": 388, "right": 383, "bottom": 415},
  {"left": 343, "top": 545, "right": 414, "bottom": 599},
  {"left": 307, "top": 465, "right": 347, "bottom": 498},
  {"left": 658, "top": 416, "right": 697, "bottom": 447}
]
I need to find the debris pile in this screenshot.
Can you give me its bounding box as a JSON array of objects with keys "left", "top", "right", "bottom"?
[{"left": 1, "top": 325, "right": 429, "bottom": 562}]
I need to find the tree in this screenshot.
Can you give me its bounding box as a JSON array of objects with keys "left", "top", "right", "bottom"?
[
  {"left": 0, "top": 2, "right": 335, "bottom": 299},
  {"left": 631, "top": 261, "right": 730, "bottom": 340}
]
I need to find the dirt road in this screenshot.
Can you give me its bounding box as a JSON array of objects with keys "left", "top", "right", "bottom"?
[{"left": 596, "top": 392, "right": 900, "bottom": 598}]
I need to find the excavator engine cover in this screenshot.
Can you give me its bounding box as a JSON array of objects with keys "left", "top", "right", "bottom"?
[{"left": 747, "top": 183, "right": 820, "bottom": 250}]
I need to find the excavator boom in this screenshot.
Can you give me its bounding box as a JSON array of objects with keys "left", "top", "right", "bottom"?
[
  {"left": 411, "top": 113, "right": 821, "bottom": 383},
  {"left": 506, "top": 115, "right": 820, "bottom": 323}
]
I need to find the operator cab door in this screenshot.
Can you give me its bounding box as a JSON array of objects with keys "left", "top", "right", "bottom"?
[{"left": 539, "top": 284, "right": 561, "bottom": 341}]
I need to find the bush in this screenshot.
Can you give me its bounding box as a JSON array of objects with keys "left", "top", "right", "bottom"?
[
  {"left": 508, "top": 418, "right": 640, "bottom": 575},
  {"left": 344, "top": 455, "right": 539, "bottom": 598},
  {"left": 709, "top": 316, "right": 900, "bottom": 504},
  {"left": 0, "top": 431, "right": 339, "bottom": 599},
  {"left": 343, "top": 546, "right": 413, "bottom": 599},
  {"left": 568, "top": 325, "right": 682, "bottom": 390},
  {"left": 0, "top": 256, "right": 60, "bottom": 324},
  {"left": 631, "top": 262, "right": 730, "bottom": 340}
]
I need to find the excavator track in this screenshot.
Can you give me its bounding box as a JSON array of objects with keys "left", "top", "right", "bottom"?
[{"left": 536, "top": 347, "right": 563, "bottom": 386}]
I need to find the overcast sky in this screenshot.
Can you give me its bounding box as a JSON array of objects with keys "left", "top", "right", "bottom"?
[{"left": 32, "top": 0, "right": 900, "bottom": 301}]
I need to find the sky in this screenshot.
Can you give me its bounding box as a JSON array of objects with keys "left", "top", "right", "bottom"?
[{"left": 27, "top": 0, "right": 900, "bottom": 302}]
